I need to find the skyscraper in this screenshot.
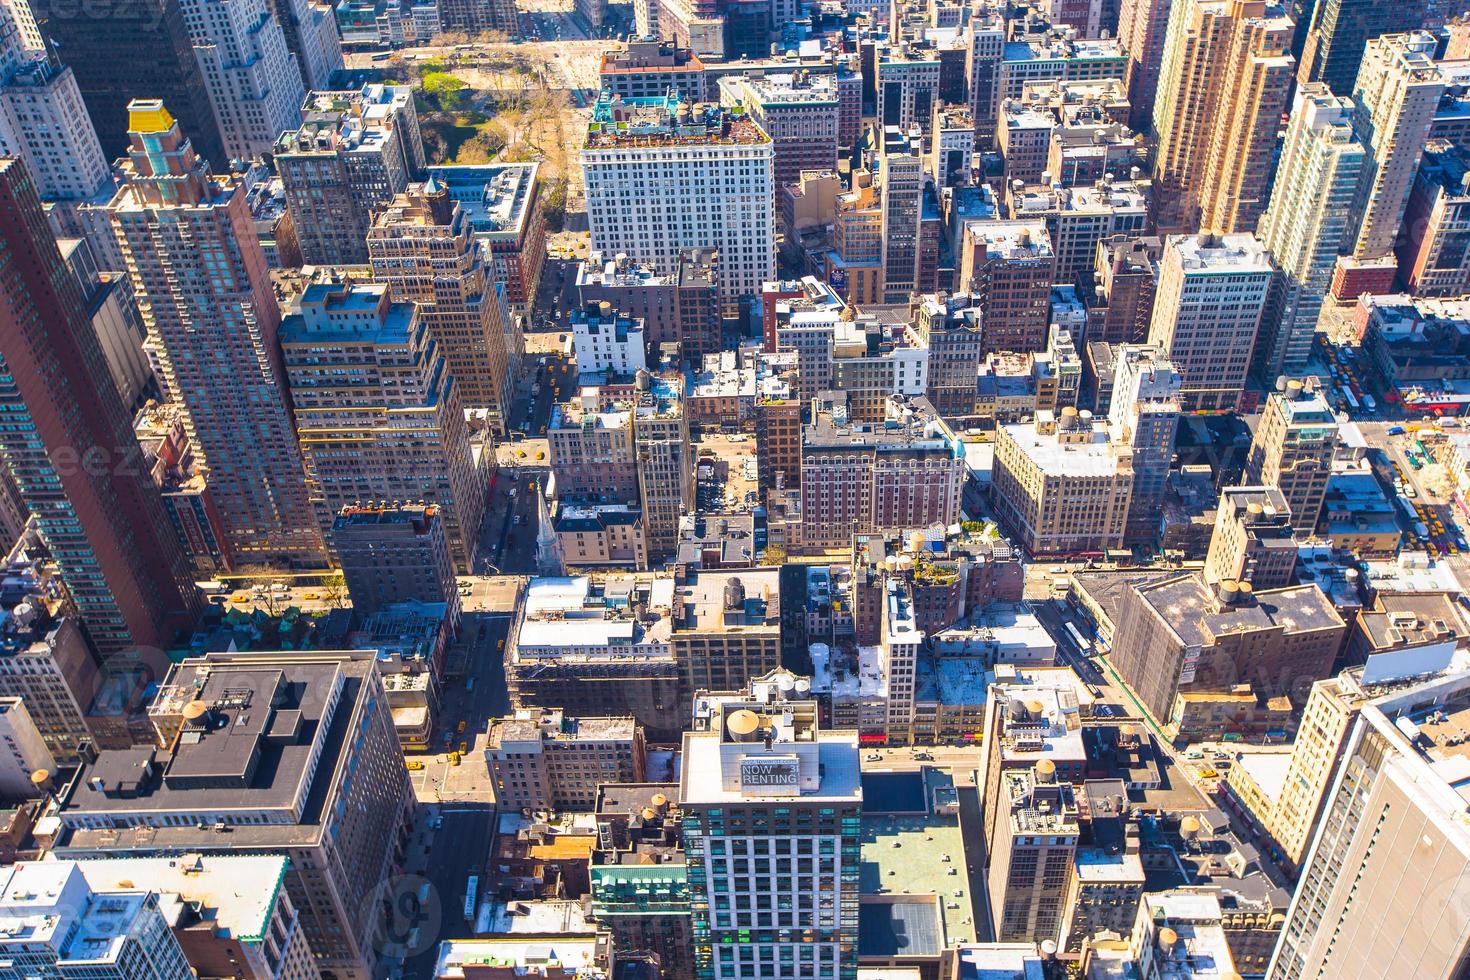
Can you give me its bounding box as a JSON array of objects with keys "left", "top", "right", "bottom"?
[
  {"left": 179, "top": 0, "right": 306, "bottom": 162},
  {"left": 1108, "top": 345, "right": 1182, "bottom": 545},
  {"left": 1118, "top": 0, "right": 1175, "bottom": 132},
  {"left": 1151, "top": 0, "right": 1295, "bottom": 234},
  {"left": 1254, "top": 84, "right": 1365, "bottom": 380},
  {"left": 28, "top": 0, "right": 225, "bottom": 165},
  {"left": 280, "top": 281, "right": 485, "bottom": 570},
  {"left": 632, "top": 373, "right": 694, "bottom": 561},
  {"left": 879, "top": 141, "right": 923, "bottom": 303},
  {"left": 1297, "top": 0, "right": 1427, "bottom": 96},
  {"left": 582, "top": 92, "right": 774, "bottom": 305},
  {"left": 0, "top": 157, "right": 198, "bottom": 664},
  {"left": 108, "top": 101, "right": 328, "bottom": 567},
  {"left": 1245, "top": 379, "right": 1339, "bottom": 536},
  {"left": 0, "top": 2, "right": 110, "bottom": 204},
  {"left": 263, "top": 0, "right": 341, "bottom": 89},
  {"left": 1267, "top": 656, "right": 1470, "bottom": 980},
  {"left": 966, "top": 6, "right": 1005, "bottom": 148},
  {"left": 1147, "top": 233, "right": 1273, "bottom": 412},
  {"left": 368, "top": 179, "right": 520, "bottom": 431},
  {"left": 276, "top": 84, "right": 424, "bottom": 266},
  {"left": 1331, "top": 31, "right": 1445, "bottom": 299},
  {"left": 680, "top": 676, "right": 861, "bottom": 980}
]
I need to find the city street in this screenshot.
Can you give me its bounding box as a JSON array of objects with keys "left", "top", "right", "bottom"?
[{"left": 400, "top": 802, "right": 497, "bottom": 980}]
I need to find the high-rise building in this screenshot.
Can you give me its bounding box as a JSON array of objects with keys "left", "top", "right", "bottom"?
[
  {"left": 966, "top": 7, "right": 1005, "bottom": 148},
  {"left": 508, "top": 575, "right": 683, "bottom": 739},
  {"left": 486, "top": 708, "right": 647, "bottom": 811},
  {"left": 1332, "top": 31, "right": 1444, "bottom": 299},
  {"left": 0, "top": 862, "right": 195, "bottom": 980},
  {"left": 1267, "top": 656, "right": 1470, "bottom": 979},
  {"left": 719, "top": 73, "right": 839, "bottom": 191},
  {"left": 1089, "top": 235, "right": 1161, "bottom": 344},
  {"left": 1254, "top": 84, "right": 1365, "bottom": 380},
  {"left": 108, "top": 102, "right": 328, "bottom": 567},
  {"left": 264, "top": 0, "right": 341, "bottom": 89},
  {"left": 632, "top": 373, "right": 694, "bottom": 561},
  {"left": 427, "top": 163, "right": 547, "bottom": 312},
  {"left": 437, "top": 0, "right": 516, "bottom": 34},
  {"left": 1108, "top": 345, "right": 1182, "bottom": 545},
  {"left": 56, "top": 651, "right": 415, "bottom": 980},
  {"left": 1397, "top": 140, "right": 1470, "bottom": 297},
  {"left": 57, "top": 237, "right": 153, "bottom": 413},
  {"left": 276, "top": 84, "right": 424, "bottom": 265},
  {"left": 369, "top": 179, "right": 520, "bottom": 430},
  {"left": 986, "top": 759, "right": 1079, "bottom": 944},
  {"left": 880, "top": 141, "right": 923, "bottom": 303},
  {"left": 1147, "top": 233, "right": 1273, "bottom": 413},
  {"left": 179, "top": 0, "right": 305, "bottom": 162},
  {"left": 280, "top": 281, "right": 485, "bottom": 570},
  {"left": 992, "top": 407, "right": 1135, "bottom": 555},
  {"left": 913, "top": 292, "right": 984, "bottom": 417},
  {"left": 0, "top": 4, "right": 110, "bottom": 204},
  {"left": 0, "top": 533, "right": 102, "bottom": 764},
  {"left": 1151, "top": 0, "right": 1295, "bottom": 233},
  {"left": 798, "top": 393, "right": 965, "bottom": 552},
  {"left": 1110, "top": 572, "right": 1344, "bottom": 727},
  {"left": 549, "top": 391, "right": 641, "bottom": 503},
  {"left": 1297, "top": 0, "right": 1427, "bottom": 96},
  {"left": 71, "top": 854, "right": 323, "bottom": 980},
  {"left": 1118, "top": 0, "right": 1175, "bottom": 132},
  {"left": 0, "top": 0, "right": 41, "bottom": 50},
  {"left": 960, "top": 221, "right": 1057, "bottom": 354},
  {"left": 582, "top": 92, "right": 774, "bottom": 304},
  {"left": 590, "top": 782, "right": 692, "bottom": 979},
  {"left": 1008, "top": 178, "right": 1150, "bottom": 285},
  {"left": 1245, "top": 379, "right": 1339, "bottom": 536},
  {"left": 0, "top": 157, "right": 198, "bottom": 662},
  {"left": 27, "top": 0, "right": 225, "bottom": 165},
  {"left": 679, "top": 678, "right": 861, "bottom": 980},
  {"left": 331, "top": 504, "right": 458, "bottom": 619},
  {"left": 599, "top": 39, "right": 705, "bottom": 99},
  {"left": 0, "top": 697, "right": 54, "bottom": 799},
  {"left": 1203, "top": 486, "right": 1297, "bottom": 589}
]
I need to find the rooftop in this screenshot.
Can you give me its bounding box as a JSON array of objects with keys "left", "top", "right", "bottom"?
[
  {"left": 585, "top": 93, "right": 769, "bottom": 149},
  {"left": 69, "top": 855, "right": 289, "bottom": 943},
  {"left": 426, "top": 163, "right": 539, "bottom": 238},
  {"left": 1132, "top": 574, "right": 1345, "bottom": 649},
  {"left": 434, "top": 937, "right": 609, "bottom": 979},
  {"left": 1170, "top": 232, "right": 1272, "bottom": 275}
]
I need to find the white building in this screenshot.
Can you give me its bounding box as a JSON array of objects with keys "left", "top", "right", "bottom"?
[
  {"left": 269, "top": 0, "right": 342, "bottom": 89},
  {"left": 0, "top": 863, "right": 194, "bottom": 980},
  {"left": 181, "top": 0, "right": 307, "bottom": 162},
  {"left": 0, "top": 697, "right": 53, "bottom": 799},
  {"left": 1147, "top": 232, "right": 1273, "bottom": 413},
  {"left": 680, "top": 677, "right": 860, "bottom": 980},
  {"left": 0, "top": 4, "right": 111, "bottom": 203},
  {"left": 582, "top": 93, "right": 774, "bottom": 305},
  {"left": 71, "top": 855, "right": 323, "bottom": 980},
  {"left": 1255, "top": 84, "right": 1365, "bottom": 379},
  {"left": 571, "top": 304, "right": 647, "bottom": 376}
]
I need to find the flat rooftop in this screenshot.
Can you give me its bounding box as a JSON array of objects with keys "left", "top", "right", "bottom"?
[
  {"left": 859, "top": 811, "right": 975, "bottom": 948},
  {"left": 70, "top": 855, "right": 289, "bottom": 942},
  {"left": 680, "top": 729, "right": 861, "bottom": 805},
  {"left": 1133, "top": 574, "right": 1343, "bottom": 649}
]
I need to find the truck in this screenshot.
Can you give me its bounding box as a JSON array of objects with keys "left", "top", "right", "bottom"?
[{"left": 1363, "top": 394, "right": 1376, "bottom": 412}]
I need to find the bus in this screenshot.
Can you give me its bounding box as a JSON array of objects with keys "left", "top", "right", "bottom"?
[
  {"left": 1343, "top": 388, "right": 1360, "bottom": 411},
  {"left": 464, "top": 876, "right": 479, "bottom": 922},
  {"left": 1064, "top": 621, "right": 1091, "bottom": 654}
]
